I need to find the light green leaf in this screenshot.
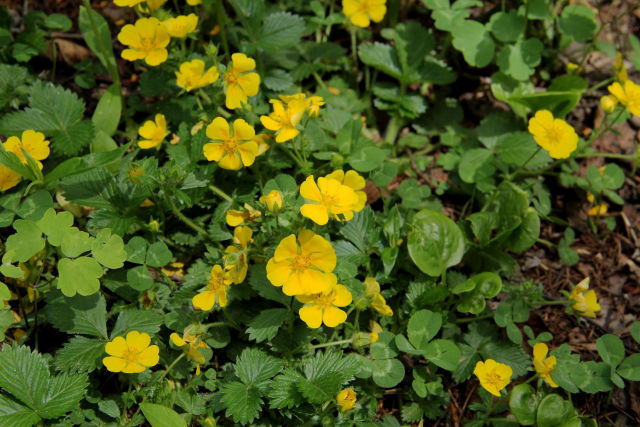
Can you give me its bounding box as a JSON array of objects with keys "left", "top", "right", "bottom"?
[
  {"left": 110, "top": 309, "right": 163, "bottom": 338},
  {"left": 16, "top": 190, "right": 53, "bottom": 221},
  {"left": 496, "top": 38, "right": 543, "bottom": 81},
  {"left": 536, "top": 394, "right": 575, "bottom": 427},
  {"left": 91, "top": 84, "right": 121, "bottom": 136},
  {"left": 78, "top": 6, "right": 117, "bottom": 76},
  {"left": 5, "top": 219, "right": 45, "bottom": 263},
  {"left": 631, "top": 322, "right": 640, "bottom": 344},
  {"left": 617, "top": 354, "right": 640, "bottom": 381},
  {"left": 235, "top": 348, "right": 284, "bottom": 386},
  {"left": 55, "top": 336, "right": 106, "bottom": 373},
  {"left": 91, "top": 228, "right": 126, "bottom": 269},
  {"left": 221, "top": 381, "right": 262, "bottom": 425},
  {"left": 451, "top": 20, "right": 495, "bottom": 67},
  {"left": 423, "top": 339, "right": 460, "bottom": 371},
  {"left": 407, "top": 309, "right": 442, "bottom": 349},
  {"left": 140, "top": 403, "right": 187, "bottom": 427},
  {"left": 36, "top": 208, "right": 74, "bottom": 247},
  {"left": 509, "top": 383, "right": 538, "bottom": 426},
  {"left": 408, "top": 209, "right": 465, "bottom": 276},
  {"left": 127, "top": 265, "right": 154, "bottom": 291},
  {"left": 60, "top": 228, "right": 93, "bottom": 258},
  {"left": 45, "top": 291, "right": 108, "bottom": 338},
  {"left": 125, "top": 236, "right": 148, "bottom": 264},
  {"left": 558, "top": 5, "right": 597, "bottom": 42},
  {"left": 458, "top": 148, "right": 495, "bottom": 183},
  {"left": 247, "top": 308, "right": 290, "bottom": 343},
  {"left": 596, "top": 334, "right": 625, "bottom": 367},
  {"left": 0, "top": 395, "right": 40, "bottom": 427},
  {"left": 488, "top": 10, "right": 525, "bottom": 42},
  {"left": 504, "top": 207, "right": 540, "bottom": 252},
  {"left": 348, "top": 144, "right": 386, "bottom": 172},
  {"left": 372, "top": 358, "right": 405, "bottom": 388},
  {"left": 57, "top": 257, "right": 103, "bottom": 297}
]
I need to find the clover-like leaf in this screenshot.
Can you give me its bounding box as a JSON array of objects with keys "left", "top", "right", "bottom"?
[
  {"left": 58, "top": 257, "right": 103, "bottom": 297},
  {"left": 91, "top": 229, "right": 126, "bottom": 269},
  {"left": 61, "top": 228, "right": 94, "bottom": 258},
  {"left": 36, "top": 208, "right": 74, "bottom": 247},
  {"left": 451, "top": 20, "right": 495, "bottom": 68},
  {"left": 5, "top": 219, "right": 45, "bottom": 263}
]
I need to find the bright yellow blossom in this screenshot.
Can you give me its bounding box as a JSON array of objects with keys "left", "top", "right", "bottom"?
[
  {"left": 608, "top": 80, "right": 640, "bottom": 116},
  {"left": 533, "top": 343, "right": 558, "bottom": 388},
  {"left": 0, "top": 166, "right": 22, "bottom": 192},
  {"left": 192, "top": 265, "right": 232, "bottom": 310},
  {"left": 203, "top": 117, "right": 258, "bottom": 170},
  {"left": 224, "top": 226, "right": 253, "bottom": 284},
  {"left": 114, "top": 0, "right": 144, "bottom": 7},
  {"left": 473, "top": 359, "right": 512, "bottom": 397},
  {"left": 278, "top": 93, "right": 325, "bottom": 117},
  {"left": 117, "top": 17, "right": 170, "bottom": 66},
  {"left": 300, "top": 176, "right": 360, "bottom": 225},
  {"left": 588, "top": 203, "right": 607, "bottom": 216},
  {"left": 170, "top": 325, "right": 209, "bottom": 364},
  {"left": 307, "top": 95, "right": 325, "bottom": 117},
  {"left": 336, "top": 389, "right": 357, "bottom": 411},
  {"left": 527, "top": 110, "right": 578, "bottom": 159},
  {"left": 186, "top": 0, "right": 202, "bottom": 4},
  {"left": 254, "top": 134, "right": 271, "bottom": 155},
  {"left": 266, "top": 230, "right": 337, "bottom": 296},
  {"left": 223, "top": 53, "right": 260, "bottom": 109},
  {"left": 369, "top": 321, "right": 383, "bottom": 343},
  {"left": 259, "top": 99, "right": 307, "bottom": 143},
  {"left": 4, "top": 129, "right": 50, "bottom": 169},
  {"left": 364, "top": 277, "right": 393, "bottom": 316},
  {"left": 138, "top": 114, "right": 168, "bottom": 149},
  {"left": 324, "top": 169, "right": 367, "bottom": 220},
  {"left": 259, "top": 190, "right": 283, "bottom": 211},
  {"left": 226, "top": 203, "right": 261, "bottom": 226},
  {"left": 140, "top": 0, "right": 167, "bottom": 12},
  {"left": 600, "top": 95, "right": 618, "bottom": 113},
  {"left": 176, "top": 59, "right": 219, "bottom": 91},
  {"left": 342, "top": 0, "right": 387, "bottom": 27},
  {"left": 103, "top": 331, "right": 159, "bottom": 373},
  {"left": 296, "top": 278, "right": 352, "bottom": 328},
  {"left": 569, "top": 277, "right": 600, "bottom": 318},
  {"left": 163, "top": 14, "right": 198, "bottom": 38}
]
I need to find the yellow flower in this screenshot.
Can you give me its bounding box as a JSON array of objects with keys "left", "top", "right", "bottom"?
[
  {"left": 0, "top": 165, "right": 22, "bottom": 192},
  {"left": 569, "top": 277, "right": 600, "bottom": 318},
  {"left": 254, "top": 134, "right": 271, "bottom": 155},
  {"left": 186, "top": 0, "right": 202, "bottom": 4},
  {"left": 176, "top": 59, "right": 219, "bottom": 91},
  {"left": 114, "top": 0, "right": 144, "bottom": 7},
  {"left": 342, "top": 0, "right": 387, "bottom": 28},
  {"left": 278, "top": 93, "right": 325, "bottom": 117},
  {"left": 307, "top": 95, "right": 325, "bottom": 117},
  {"left": 608, "top": 80, "right": 640, "bottom": 117},
  {"left": 296, "top": 278, "right": 352, "bottom": 328},
  {"left": 532, "top": 343, "right": 558, "bottom": 388},
  {"left": 299, "top": 176, "right": 360, "bottom": 225},
  {"left": 139, "top": 0, "right": 167, "bottom": 12},
  {"left": 588, "top": 203, "right": 607, "bottom": 216},
  {"left": 223, "top": 53, "right": 260, "bottom": 109},
  {"left": 163, "top": 14, "right": 198, "bottom": 38},
  {"left": 192, "top": 265, "right": 232, "bottom": 310},
  {"left": 473, "top": 359, "right": 512, "bottom": 397},
  {"left": 259, "top": 190, "right": 283, "bottom": 212},
  {"left": 324, "top": 169, "right": 367, "bottom": 220},
  {"left": 170, "top": 326, "right": 209, "bottom": 364},
  {"left": 117, "top": 17, "right": 170, "bottom": 66},
  {"left": 266, "top": 230, "right": 337, "bottom": 296},
  {"left": 138, "top": 114, "right": 168, "bottom": 149},
  {"left": 226, "top": 203, "right": 261, "bottom": 226},
  {"left": 203, "top": 117, "right": 258, "bottom": 170},
  {"left": 103, "top": 331, "right": 159, "bottom": 373},
  {"left": 336, "top": 389, "right": 357, "bottom": 411},
  {"left": 369, "top": 321, "right": 382, "bottom": 343},
  {"left": 600, "top": 95, "right": 618, "bottom": 114},
  {"left": 527, "top": 110, "right": 578, "bottom": 159},
  {"left": 364, "top": 277, "right": 393, "bottom": 316},
  {"left": 4, "top": 129, "right": 50, "bottom": 169},
  {"left": 224, "top": 226, "right": 252, "bottom": 284},
  {"left": 259, "top": 99, "right": 306, "bottom": 143}
]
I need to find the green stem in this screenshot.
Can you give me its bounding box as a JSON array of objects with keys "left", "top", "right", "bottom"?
[
  {"left": 209, "top": 184, "right": 233, "bottom": 203},
  {"left": 350, "top": 27, "right": 357, "bottom": 61},
  {"left": 509, "top": 146, "right": 542, "bottom": 180},
  {"left": 310, "top": 339, "right": 353, "bottom": 349},
  {"left": 164, "top": 191, "right": 212, "bottom": 240},
  {"left": 536, "top": 238, "right": 556, "bottom": 247},
  {"left": 456, "top": 313, "right": 493, "bottom": 324},
  {"left": 215, "top": 0, "right": 231, "bottom": 59},
  {"left": 532, "top": 300, "right": 568, "bottom": 306},
  {"left": 81, "top": 0, "right": 121, "bottom": 90},
  {"left": 574, "top": 152, "right": 634, "bottom": 160},
  {"left": 385, "top": 115, "right": 403, "bottom": 146},
  {"left": 281, "top": 144, "right": 308, "bottom": 173}
]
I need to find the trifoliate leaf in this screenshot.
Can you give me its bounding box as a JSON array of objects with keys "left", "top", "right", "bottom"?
[
  {"left": 57, "top": 257, "right": 103, "bottom": 297},
  {"left": 234, "top": 348, "right": 284, "bottom": 386},
  {"left": 91, "top": 228, "right": 126, "bottom": 269},
  {"left": 36, "top": 208, "right": 74, "bottom": 247},
  {"left": 54, "top": 336, "right": 106, "bottom": 373}
]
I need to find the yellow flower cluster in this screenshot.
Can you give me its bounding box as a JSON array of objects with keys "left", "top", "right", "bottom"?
[
  {"left": 260, "top": 93, "right": 325, "bottom": 143},
  {"left": 528, "top": 110, "right": 578, "bottom": 159},
  {"left": 569, "top": 277, "right": 600, "bottom": 318},
  {"left": 1, "top": 130, "right": 50, "bottom": 192},
  {"left": 300, "top": 170, "right": 367, "bottom": 225},
  {"left": 176, "top": 59, "right": 220, "bottom": 92}
]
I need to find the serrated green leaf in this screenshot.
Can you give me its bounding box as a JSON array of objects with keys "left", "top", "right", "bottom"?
[
  {"left": 36, "top": 208, "right": 74, "bottom": 246},
  {"left": 110, "top": 309, "right": 163, "bottom": 338},
  {"left": 45, "top": 291, "right": 108, "bottom": 338},
  {"left": 247, "top": 308, "right": 290, "bottom": 343},
  {"left": 91, "top": 228, "right": 126, "bottom": 269},
  {"left": 269, "top": 369, "right": 304, "bottom": 409},
  {"left": 235, "top": 348, "right": 284, "bottom": 386},
  {"left": 221, "top": 381, "right": 262, "bottom": 425},
  {"left": 5, "top": 219, "right": 45, "bottom": 263},
  {"left": 259, "top": 12, "right": 304, "bottom": 51},
  {"left": 55, "top": 336, "right": 106, "bottom": 373},
  {"left": 140, "top": 403, "right": 187, "bottom": 427},
  {"left": 0, "top": 395, "right": 40, "bottom": 427},
  {"left": 358, "top": 42, "right": 402, "bottom": 80},
  {"left": 57, "top": 257, "right": 103, "bottom": 297}
]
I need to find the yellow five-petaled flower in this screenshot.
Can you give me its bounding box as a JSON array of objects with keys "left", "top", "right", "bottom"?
[
  {"left": 532, "top": 343, "right": 558, "bottom": 388},
  {"left": 296, "top": 277, "right": 352, "bottom": 328},
  {"left": 528, "top": 109, "right": 578, "bottom": 159},
  {"left": 192, "top": 265, "right": 232, "bottom": 310},
  {"left": 336, "top": 388, "right": 357, "bottom": 411},
  {"left": 203, "top": 117, "right": 258, "bottom": 170},
  {"left": 118, "top": 17, "right": 170, "bottom": 66},
  {"left": 103, "top": 331, "right": 159, "bottom": 373},
  {"left": 138, "top": 114, "right": 168, "bottom": 149},
  {"left": 259, "top": 190, "right": 283, "bottom": 212},
  {"left": 342, "top": 0, "right": 387, "bottom": 28},
  {"left": 176, "top": 59, "right": 219, "bottom": 92},
  {"left": 569, "top": 277, "right": 600, "bottom": 318},
  {"left": 223, "top": 53, "right": 260, "bottom": 110},
  {"left": 608, "top": 80, "right": 640, "bottom": 117},
  {"left": 1, "top": 129, "right": 50, "bottom": 192},
  {"left": 473, "top": 359, "right": 512, "bottom": 397},
  {"left": 163, "top": 14, "right": 198, "bottom": 38},
  {"left": 300, "top": 175, "right": 361, "bottom": 225}
]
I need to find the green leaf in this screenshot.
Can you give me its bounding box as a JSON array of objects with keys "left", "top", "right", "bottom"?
[
  {"left": 372, "top": 358, "right": 405, "bottom": 388},
  {"left": 269, "top": 369, "right": 304, "bottom": 409},
  {"left": 509, "top": 383, "right": 538, "bottom": 425},
  {"left": 348, "top": 143, "right": 387, "bottom": 172},
  {"left": 247, "top": 308, "right": 290, "bottom": 343},
  {"left": 407, "top": 309, "right": 442, "bottom": 349},
  {"left": 569, "top": 361, "right": 613, "bottom": 393},
  {"left": 55, "top": 336, "right": 106, "bottom": 373},
  {"left": 36, "top": 208, "right": 74, "bottom": 246},
  {"left": 495, "top": 132, "right": 552, "bottom": 169},
  {"left": 496, "top": 38, "right": 543, "bottom": 81},
  {"left": 536, "top": 394, "right": 575, "bottom": 427},
  {"left": 221, "top": 381, "right": 262, "bottom": 425},
  {"left": 263, "top": 69, "right": 294, "bottom": 91},
  {"left": 458, "top": 148, "right": 495, "bottom": 183},
  {"left": 358, "top": 42, "right": 402, "bottom": 80},
  {"left": 488, "top": 10, "right": 525, "bottom": 42},
  {"left": 617, "top": 354, "right": 640, "bottom": 381},
  {"left": 5, "top": 219, "right": 45, "bottom": 262},
  {"left": 259, "top": 12, "right": 304, "bottom": 51},
  {"left": 140, "top": 403, "right": 187, "bottom": 427},
  {"left": 127, "top": 265, "right": 154, "bottom": 291},
  {"left": 630, "top": 322, "right": 640, "bottom": 344},
  {"left": 596, "top": 334, "right": 625, "bottom": 367},
  {"left": 125, "top": 236, "right": 148, "bottom": 264},
  {"left": 98, "top": 399, "right": 120, "bottom": 419},
  {"left": 423, "top": 339, "right": 460, "bottom": 371},
  {"left": 61, "top": 228, "right": 93, "bottom": 258},
  {"left": 91, "top": 228, "right": 127, "bottom": 269},
  {"left": 58, "top": 257, "right": 103, "bottom": 297},
  {"left": 146, "top": 241, "right": 173, "bottom": 268},
  {"left": 110, "top": 309, "right": 163, "bottom": 338},
  {"left": 504, "top": 208, "right": 540, "bottom": 252},
  {"left": 0, "top": 81, "right": 93, "bottom": 156},
  {"left": 558, "top": 5, "right": 597, "bottom": 42},
  {"left": 78, "top": 6, "right": 117, "bottom": 76},
  {"left": 45, "top": 291, "right": 108, "bottom": 338},
  {"left": 0, "top": 395, "right": 40, "bottom": 427},
  {"left": 298, "top": 351, "right": 360, "bottom": 403},
  {"left": 408, "top": 209, "right": 465, "bottom": 276},
  {"left": 91, "top": 84, "right": 121, "bottom": 136},
  {"left": 339, "top": 207, "right": 374, "bottom": 251},
  {"left": 16, "top": 190, "right": 53, "bottom": 221},
  {"left": 482, "top": 339, "right": 530, "bottom": 378},
  {"left": 234, "top": 348, "right": 284, "bottom": 386},
  {"left": 451, "top": 20, "right": 495, "bottom": 67}
]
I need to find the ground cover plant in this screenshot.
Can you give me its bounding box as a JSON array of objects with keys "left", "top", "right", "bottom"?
[{"left": 0, "top": 0, "right": 640, "bottom": 425}]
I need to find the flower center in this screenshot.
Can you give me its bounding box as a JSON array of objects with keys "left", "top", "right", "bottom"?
[
  {"left": 140, "top": 35, "right": 156, "bottom": 51},
  {"left": 546, "top": 126, "right": 562, "bottom": 143},
  {"left": 291, "top": 254, "right": 312, "bottom": 271},
  {"left": 222, "top": 138, "right": 238, "bottom": 155},
  {"left": 314, "top": 293, "right": 334, "bottom": 307},
  {"left": 225, "top": 70, "right": 238, "bottom": 86},
  {"left": 123, "top": 347, "right": 139, "bottom": 363},
  {"left": 484, "top": 371, "right": 503, "bottom": 387}
]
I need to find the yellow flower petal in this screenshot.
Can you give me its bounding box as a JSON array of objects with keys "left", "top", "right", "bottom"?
[
  {"left": 105, "top": 336, "right": 127, "bottom": 357},
  {"left": 103, "top": 356, "right": 127, "bottom": 372}
]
